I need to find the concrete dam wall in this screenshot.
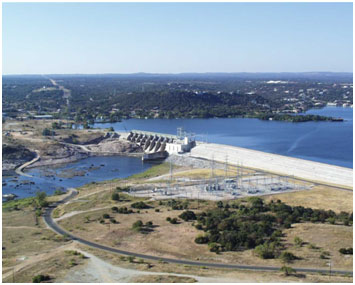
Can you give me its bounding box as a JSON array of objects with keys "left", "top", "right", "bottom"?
[{"left": 190, "top": 143, "right": 353, "bottom": 188}]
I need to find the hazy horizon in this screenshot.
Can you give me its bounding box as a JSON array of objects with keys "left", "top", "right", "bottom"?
[{"left": 3, "top": 71, "right": 353, "bottom": 76}]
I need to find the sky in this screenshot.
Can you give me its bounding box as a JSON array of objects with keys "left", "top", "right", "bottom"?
[{"left": 2, "top": 2, "right": 353, "bottom": 74}]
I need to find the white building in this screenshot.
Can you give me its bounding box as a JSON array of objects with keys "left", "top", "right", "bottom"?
[{"left": 166, "top": 137, "right": 194, "bottom": 154}]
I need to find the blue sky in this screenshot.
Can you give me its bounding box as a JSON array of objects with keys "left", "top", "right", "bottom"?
[{"left": 2, "top": 2, "right": 353, "bottom": 74}]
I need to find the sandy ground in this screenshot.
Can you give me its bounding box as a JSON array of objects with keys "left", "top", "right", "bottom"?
[{"left": 56, "top": 246, "right": 260, "bottom": 283}]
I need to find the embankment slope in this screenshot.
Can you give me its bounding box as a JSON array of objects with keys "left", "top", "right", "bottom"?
[{"left": 190, "top": 143, "right": 353, "bottom": 188}]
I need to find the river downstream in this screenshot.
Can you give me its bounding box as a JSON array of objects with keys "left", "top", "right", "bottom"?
[{"left": 2, "top": 156, "right": 155, "bottom": 200}]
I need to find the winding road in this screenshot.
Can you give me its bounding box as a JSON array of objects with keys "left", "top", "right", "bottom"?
[
  {"left": 14, "top": 151, "right": 40, "bottom": 178},
  {"left": 43, "top": 189, "right": 353, "bottom": 276}
]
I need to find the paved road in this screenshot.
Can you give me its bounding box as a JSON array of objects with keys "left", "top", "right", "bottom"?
[{"left": 43, "top": 190, "right": 353, "bottom": 276}]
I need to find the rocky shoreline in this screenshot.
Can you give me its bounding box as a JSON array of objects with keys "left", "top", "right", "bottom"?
[{"left": 3, "top": 138, "right": 144, "bottom": 173}]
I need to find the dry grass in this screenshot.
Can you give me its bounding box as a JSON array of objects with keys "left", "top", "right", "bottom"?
[
  {"left": 2, "top": 208, "right": 71, "bottom": 270},
  {"left": 173, "top": 167, "right": 253, "bottom": 179},
  {"left": 2, "top": 250, "right": 87, "bottom": 283},
  {"left": 131, "top": 275, "right": 197, "bottom": 283},
  {"left": 281, "top": 223, "right": 353, "bottom": 270},
  {"left": 263, "top": 185, "right": 353, "bottom": 213},
  {"left": 78, "top": 244, "right": 353, "bottom": 283},
  {"left": 58, "top": 197, "right": 353, "bottom": 272}
]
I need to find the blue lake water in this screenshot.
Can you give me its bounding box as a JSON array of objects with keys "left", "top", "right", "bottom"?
[
  {"left": 3, "top": 106, "right": 352, "bottom": 200},
  {"left": 93, "top": 107, "right": 353, "bottom": 168},
  {"left": 2, "top": 156, "right": 154, "bottom": 200}
]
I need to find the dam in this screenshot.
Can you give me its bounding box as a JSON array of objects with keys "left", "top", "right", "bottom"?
[
  {"left": 190, "top": 142, "right": 353, "bottom": 189},
  {"left": 120, "top": 130, "right": 353, "bottom": 189}
]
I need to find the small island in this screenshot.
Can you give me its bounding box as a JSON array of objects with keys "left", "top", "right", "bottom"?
[{"left": 256, "top": 114, "right": 344, "bottom": 123}]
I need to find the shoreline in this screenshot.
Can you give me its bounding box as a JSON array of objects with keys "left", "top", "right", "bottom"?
[{"left": 19, "top": 151, "right": 144, "bottom": 171}]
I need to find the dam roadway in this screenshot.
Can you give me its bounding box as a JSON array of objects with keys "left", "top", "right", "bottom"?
[
  {"left": 119, "top": 131, "right": 352, "bottom": 189},
  {"left": 189, "top": 142, "right": 353, "bottom": 189}
]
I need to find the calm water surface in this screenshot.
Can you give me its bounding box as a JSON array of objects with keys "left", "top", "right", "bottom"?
[
  {"left": 3, "top": 156, "right": 154, "bottom": 199},
  {"left": 3, "top": 107, "right": 352, "bottom": 200},
  {"left": 93, "top": 107, "right": 353, "bottom": 168}
]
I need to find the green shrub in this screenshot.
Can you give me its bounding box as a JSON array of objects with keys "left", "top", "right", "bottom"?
[
  {"left": 195, "top": 235, "right": 209, "bottom": 244},
  {"left": 179, "top": 210, "right": 197, "bottom": 221},
  {"left": 32, "top": 274, "right": 50, "bottom": 283},
  {"left": 170, "top": 218, "right": 178, "bottom": 224},
  {"left": 145, "top": 221, "right": 153, "bottom": 227},
  {"left": 294, "top": 236, "right": 303, "bottom": 247},
  {"left": 280, "top": 266, "right": 296, "bottom": 276},
  {"left": 280, "top": 251, "right": 297, "bottom": 263},
  {"left": 131, "top": 201, "right": 150, "bottom": 209},
  {"left": 54, "top": 189, "right": 65, "bottom": 195},
  {"left": 208, "top": 242, "right": 220, "bottom": 253},
  {"left": 254, "top": 243, "right": 276, "bottom": 259},
  {"left": 339, "top": 247, "right": 353, "bottom": 255},
  {"left": 132, "top": 220, "right": 143, "bottom": 230},
  {"left": 111, "top": 192, "right": 120, "bottom": 201},
  {"left": 103, "top": 213, "right": 110, "bottom": 219}
]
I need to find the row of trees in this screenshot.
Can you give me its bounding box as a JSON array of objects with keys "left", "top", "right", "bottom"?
[{"left": 192, "top": 198, "right": 352, "bottom": 256}]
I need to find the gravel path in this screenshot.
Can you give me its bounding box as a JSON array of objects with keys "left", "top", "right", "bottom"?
[{"left": 57, "top": 247, "right": 238, "bottom": 283}]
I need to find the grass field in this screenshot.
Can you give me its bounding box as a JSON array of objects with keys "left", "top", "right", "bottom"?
[
  {"left": 263, "top": 185, "right": 353, "bottom": 213},
  {"left": 58, "top": 193, "right": 353, "bottom": 272}
]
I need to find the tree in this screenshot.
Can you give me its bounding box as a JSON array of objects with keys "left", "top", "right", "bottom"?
[
  {"left": 132, "top": 220, "right": 143, "bottom": 230},
  {"left": 145, "top": 221, "right": 153, "bottom": 227},
  {"left": 170, "top": 218, "right": 178, "bottom": 224},
  {"left": 111, "top": 192, "right": 120, "bottom": 201},
  {"left": 51, "top": 122, "right": 61, "bottom": 129},
  {"left": 42, "top": 128, "right": 52, "bottom": 136},
  {"left": 339, "top": 248, "right": 353, "bottom": 255},
  {"left": 280, "top": 266, "right": 296, "bottom": 276},
  {"left": 128, "top": 256, "right": 135, "bottom": 263},
  {"left": 280, "top": 251, "right": 297, "bottom": 263},
  {"left": 131, "top": 201, "right": 149, "bottom": 209},
  {"left": 254, "top": 243, "right": 276, "bottom": 259},
  {"left": 195, "top": 235, "right": 209, "bottom": 244},
  {"left": 179, "top": 210, "right": 197, "bottom": 221},
  {"left": 32, "top": 274, "right": 50, "bottom": 283},
  {"left": 35, "top": 191, "right": 48, "bottom": 208}
]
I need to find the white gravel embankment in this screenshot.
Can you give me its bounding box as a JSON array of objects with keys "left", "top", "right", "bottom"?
[
  {"left": 166, "top": 154, "right": 226, "bottom": 170},
  {"left": 189, "top": 143, "right": 353, "bottom": 188}
]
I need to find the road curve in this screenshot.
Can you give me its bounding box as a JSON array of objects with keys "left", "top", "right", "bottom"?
[
  {"left": 15, "top": 151, "right": 40, "bottom": 178},
  {"left": 43, "top": 190, "right": 353, "bottom": 276}
]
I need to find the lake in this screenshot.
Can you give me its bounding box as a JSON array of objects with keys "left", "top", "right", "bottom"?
[
  {"left": 93, "top": 107, "right": 353, "bottom": 168},
  {"left": 4, "top": 106, "right": 352, "bottom": 200},
  {"left": 2, "top": 156, "right": 155, "bottom": 200}
]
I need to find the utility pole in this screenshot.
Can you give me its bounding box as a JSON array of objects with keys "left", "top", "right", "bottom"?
[
  {"left": 169, "top": 159, "right": 173, "bottom": 183},
  {"left": 224, "top": 155, "right": 228, "bottom": 179},
  {"left": 211, "top": 154, "right": 215, "bottom": 179}
]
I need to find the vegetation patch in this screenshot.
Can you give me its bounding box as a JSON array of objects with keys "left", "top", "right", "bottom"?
[{"left": 191, "top": 197, "right": 352, "bottom": 258}]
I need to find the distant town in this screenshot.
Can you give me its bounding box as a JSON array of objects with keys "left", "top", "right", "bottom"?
[{"left": 3, "top": 72, "right": 353, "bottom": 124}]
